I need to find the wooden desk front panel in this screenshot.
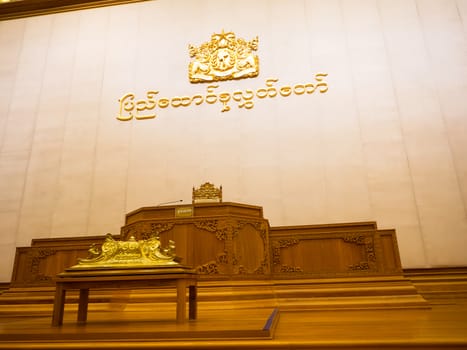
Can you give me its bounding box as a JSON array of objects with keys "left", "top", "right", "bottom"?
[
  {"left": 270, "top": 224, "right": 402, "bottom": 278},
  {"left": 121, "top": 217, "right": 270, "bottom": 278}
]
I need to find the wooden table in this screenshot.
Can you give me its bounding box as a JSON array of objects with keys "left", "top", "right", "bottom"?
[{"left": 51, "top": 267, "right": 197, "bottom": 326}]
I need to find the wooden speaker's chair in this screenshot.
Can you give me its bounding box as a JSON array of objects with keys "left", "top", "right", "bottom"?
[{"left": 192, "top": 182, "right": 222, "bottom": 204}]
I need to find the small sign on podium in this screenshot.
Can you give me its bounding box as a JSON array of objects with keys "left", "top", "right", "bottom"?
[{"left": 175, "top": 206, "right": 194, "bottom": 217}]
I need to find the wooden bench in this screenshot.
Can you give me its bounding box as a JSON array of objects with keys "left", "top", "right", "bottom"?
[{"left": 51, "top": 267, "right": 197, "bottom": 326}]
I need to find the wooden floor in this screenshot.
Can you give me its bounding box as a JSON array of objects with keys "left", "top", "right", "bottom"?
[
  {"left": 1, "top": 269, "right": 467, "bottom": 350},
  {"left": 0, "top": 296, "right": 466, "bottom": 349}
]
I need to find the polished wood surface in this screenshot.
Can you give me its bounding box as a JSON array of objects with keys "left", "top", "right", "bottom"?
[
  {"left": 0, "top": 296, "right": 465, "bottom": 349},
  {"left": 0, "top": 268, "right": 466, "bottom": 349}
]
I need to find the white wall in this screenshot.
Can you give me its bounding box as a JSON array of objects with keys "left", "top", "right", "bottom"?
[{"left": 0, "top": 0, "right": 466, "bottom": 281}]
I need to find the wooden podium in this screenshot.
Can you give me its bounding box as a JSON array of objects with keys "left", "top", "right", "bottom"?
[{"left": 122, "top": 202, "right": 271, "bottom": 278}]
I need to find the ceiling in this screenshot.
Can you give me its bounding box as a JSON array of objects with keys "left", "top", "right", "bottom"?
[{"left": 0, "top": 0, "right": 147, "bottom": 21}]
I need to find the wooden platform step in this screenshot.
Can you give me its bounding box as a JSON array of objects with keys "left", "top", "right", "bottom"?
[
  {"left": 0, "top": 275, "right": 429, "bottom": 312},
  {"left": 405, "top": 267, "right": 467, "bottom": 301}
]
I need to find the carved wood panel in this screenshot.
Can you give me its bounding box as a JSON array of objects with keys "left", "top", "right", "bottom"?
[
  {"left": 122, "top": 217, "right": 270, "bottom": 278},
  {"left": 270, "top": 226, "right": 401, "bottom": 278}
]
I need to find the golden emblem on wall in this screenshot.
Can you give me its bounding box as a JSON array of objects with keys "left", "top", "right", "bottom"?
[{"left": 188, "top": 30, "right": 259, "bottom": 83}]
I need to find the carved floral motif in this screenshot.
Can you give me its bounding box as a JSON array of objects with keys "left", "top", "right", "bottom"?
[
  {"left": 349, "top": 262, "right": 370, "bottom": 270},
  {"left": 151, "top": 223, "right": 175, "bottom": 237},
  {"left": 280, "top": 265, "right": 303, "bottom": 273},
  {"left": 197, "top": 261, "right": 219, "bottom": 274},
  {"left": 216, "top": 251, "right": 229, "bottom": 265},
  {"left": 272, "top": 239, "right": 300, "bottom": 265},
  {"left": 343, "top": 234, "right": 366, "bottom": 245},
  {"left": 343, "top": 234, "right": 376, "bottom": 271},
  {"left": 194, "top": 219, "right": 269, "bottom": 275},
  {"left": 29, "top": 248, "right": 56, "bottom": 282}
]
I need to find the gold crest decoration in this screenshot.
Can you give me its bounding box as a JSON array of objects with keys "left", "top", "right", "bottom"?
[
  {"left": 192, "top": 182, "right": 222, "bottom": 203},
  {"left": 188, "top": 30, "right": 259, "bottom": 83},
  {"left": 70, "top": 233, "right": 178, "bottom": 269}
]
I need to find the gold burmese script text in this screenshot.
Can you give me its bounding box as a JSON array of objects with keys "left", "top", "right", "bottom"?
[{"left": 116, "top": 73, "right": 329, "bottom": 121}]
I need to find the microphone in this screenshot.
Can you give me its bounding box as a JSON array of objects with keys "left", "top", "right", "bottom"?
[{"left": 156, "top": 199, "right": 183, "bottom": 206}]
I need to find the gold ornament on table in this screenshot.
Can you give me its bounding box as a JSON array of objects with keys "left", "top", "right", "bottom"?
[
  {"left": 70, "top": 233, "right": 178, "bottom": 269},
  {"left": 188, "top": 30, "right": 259, "bottom": 83},
  {"left": 192, "top": 182, "right": 222, "bottom": 203}
]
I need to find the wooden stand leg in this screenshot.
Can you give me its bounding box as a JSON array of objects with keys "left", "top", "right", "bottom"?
[
  {"left": 189, "top": 284, "right": 197, "bottom": 320},
  {"left": 52, "top": 284, "right": 66, "bottom": 326},
  {"left": 77, "top": 288, "right": 89, "bottom": 324},
  {"left": 176, "top": 279, "right": 186, "bottom": 323}
]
